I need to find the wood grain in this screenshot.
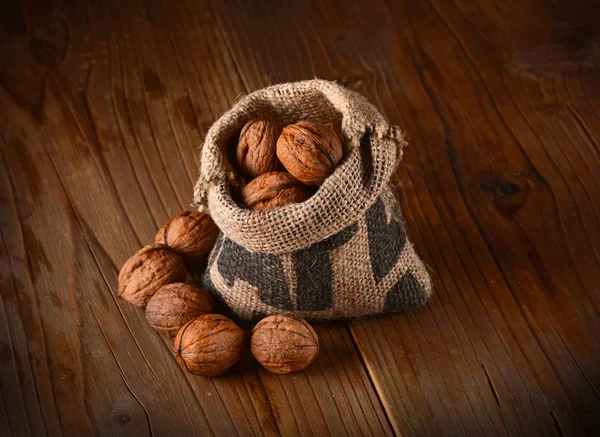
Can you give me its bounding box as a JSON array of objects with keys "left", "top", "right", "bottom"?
[
  {"left": 1, "top": 1, "right": 394, "bottom": 436},
  {"left": 2, "top": 0, "right": 599, "bottom": 436}
]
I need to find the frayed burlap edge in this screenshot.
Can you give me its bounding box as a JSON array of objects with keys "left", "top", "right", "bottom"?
[{"left": 193, "top": 79, "right": 407, "bottom": 254}]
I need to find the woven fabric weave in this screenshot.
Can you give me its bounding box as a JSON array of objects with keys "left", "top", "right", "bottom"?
[{"left": 194, "top": 79, "right": 432, "bottom": 320}]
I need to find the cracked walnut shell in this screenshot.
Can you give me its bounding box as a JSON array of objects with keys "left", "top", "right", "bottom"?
[
  {"left": 276, "top": 121, "right": 343, "bottom": 185},
  {"left": 145, "top": 283, "right": 214, "bottom": 337},
  {"left": 155, "top": 211, "right": 219, "bottom": 268},
  {"left": 250, "top": 315, "right": 319, "bottom": 374},
  {"left": 240, "top": 171, "right": 310, "bottom": 210},
  {"left": 236, "top": 119, "right": 282, "bottom": 178},
  {"left": 174, "top": 314, "right": 246, "bottom": 377},
  {"left": 118, "top": 244, "right": 187, "bottom": 307}
]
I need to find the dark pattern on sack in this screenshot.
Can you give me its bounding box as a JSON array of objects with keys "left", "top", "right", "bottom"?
[
  {"left": 292, "top": 223, "right": 358, "bottom": 311},
  {"left": 203, "top": 190, "right": 429, "bottom": 319},
  {"left": 210, "top": 237, "right": 293, "bottom": 310},
  {"left": 366, "top": 197, "right": 407, "bottom": 282},
  {"left": 384, "top": 272, "right": 425, "bottom": 312}
]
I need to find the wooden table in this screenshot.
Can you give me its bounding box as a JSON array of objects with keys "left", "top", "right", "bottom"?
[{"left": 2, "top": 0, "right": 599, "bottom": 436}]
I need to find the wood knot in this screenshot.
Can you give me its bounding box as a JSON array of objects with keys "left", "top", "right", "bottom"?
[
  {"left": 112, "top": 411, "right": 132, "bottom": 426},
  {"left": 497, "top": 180, "right": 520, "bottom": 197},
  {"left": 142, "top": 67, "right": 164, "bottom": 97},
  {"left": 28, "top": 19, "right": 69, "bottom": 70},
  {"left": 481, "top": 175, "right": 531, "bottom": 217},
  {"left": 509, "top": 31, "right": 600, "bottom": 76}
]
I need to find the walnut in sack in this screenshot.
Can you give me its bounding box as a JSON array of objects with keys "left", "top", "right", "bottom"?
[
  {"left": 240, "top": 171, "right": 310, "bottom": 210},
  {"left": 276, "top": 121, "right": 343, "bottom": 185},
  {"left": 250, "top": 315, "right": 319, "bottom": 374},
  {"left": 236, "top": 119, "right": 282, "bottom": 178}
]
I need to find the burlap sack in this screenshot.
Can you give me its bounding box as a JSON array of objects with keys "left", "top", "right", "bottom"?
[{"left": 193, "top": 79, "right": 432, "bottom": 320}]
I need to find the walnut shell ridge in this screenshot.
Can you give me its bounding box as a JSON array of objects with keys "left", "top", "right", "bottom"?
[
  {"left": 174, "top": 314, "right": 246, "bottom": 377},
  {"left": 155, "top": 211, "right": 219, "bottom": 268},
  {"left": 236, "top": 119, "right": 282, "bottom": 178},
  {"left": 276, "top": 121, "right": 343, "bottom": 185},
  {"left": 145, "top": 283, "right": 214, "bottom": 337},
  {"left": 250, "top": 315, "right": 319, "bottom": 374},
  {"left": 240, "top": 171, "right": 310, "bottom": 210},
  {"left": 118, "top": 244, "right": 187, "bottom": 307}
]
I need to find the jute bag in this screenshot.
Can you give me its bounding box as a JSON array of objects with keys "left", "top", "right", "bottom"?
[{"left": 193, "top": 79, "right": 432, "bottom": 320}]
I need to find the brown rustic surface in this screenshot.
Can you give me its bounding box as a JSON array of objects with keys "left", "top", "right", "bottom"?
[{"left": 1, "top": 0, "right": 599, "bottom": 436}]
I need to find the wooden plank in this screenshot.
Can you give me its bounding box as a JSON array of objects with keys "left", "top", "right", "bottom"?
[
  {"left": 1, "top": 0, "right": 395, "bottom": 435},
  {"left": 3, "top": 0, "right": 599, "bottom": 435},
  {"left": 207, "top": 0, "right": 600, "bottom": 436},
  {"left": 347, "top": 0, "right": 600, "bottom": 435},
  {"left": 1, "top": 99, "right": 170, "bottom": 437}
]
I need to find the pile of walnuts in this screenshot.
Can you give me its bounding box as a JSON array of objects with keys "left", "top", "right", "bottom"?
[
  {"left": 118, "top": 212, "right": 319, "bottom": 376},
  {"left": 236, "top": 119, "right": 343, "bottom": 209},
  {"left": 117, "top": 117, "right": 344, "bottom": 377}
]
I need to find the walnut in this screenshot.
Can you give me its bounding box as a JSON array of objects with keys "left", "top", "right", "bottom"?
[
  {"left": 155, "top": 211, "right": 219, "bottom": 269},
  {"left": 240, "top": 171, "right": 310, "bottom": 210},
  {"left": 236, "top": 119, "right": 282, "bottom": 178},
  {"left": 174, "top": 314, "right": 246, "bottom": 377},
  {"left": 250, "top": 315, "right": 319, "bottom": 374},
  {"left": 118, "top": 244, "right": 187, "bottom": 307},
  {"left": 145, "top": 283, "right": 214, "bottom": 337},
  {"left": 276, "top": 121, "right": 343, "bottom": 185}
]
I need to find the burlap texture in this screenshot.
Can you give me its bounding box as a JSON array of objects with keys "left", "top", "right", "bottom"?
[
  {"left": 194, "top": 79, "right": 432, "bottom": 320},
  {"left": 193, "top": 79, "right": 406, "bottom": 254}
]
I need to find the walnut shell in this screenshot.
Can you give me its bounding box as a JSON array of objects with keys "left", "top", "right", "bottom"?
[
  {"left": 240, "top": 171, "right": 310, "bottom": 210},
  {"left": 236, "top": 119, "right": 282, "bottom": 178},
  {"left": 174, "top": 314, "right": 246, "bottom": 377},
  {"left": 155, "top": 211, "right": 219, "bottom": 269},
  {"left": 250, "top": 315, "right": 319, "bottom": 374},
  {"left": 276, "top": 121, "right": 343, "bottom": 185},
  {"left": 118, "top": 244, "right": 187, "bottom": 307},
  {"left": 145, "top": 283, "right": 214, "bottom": 337}
]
